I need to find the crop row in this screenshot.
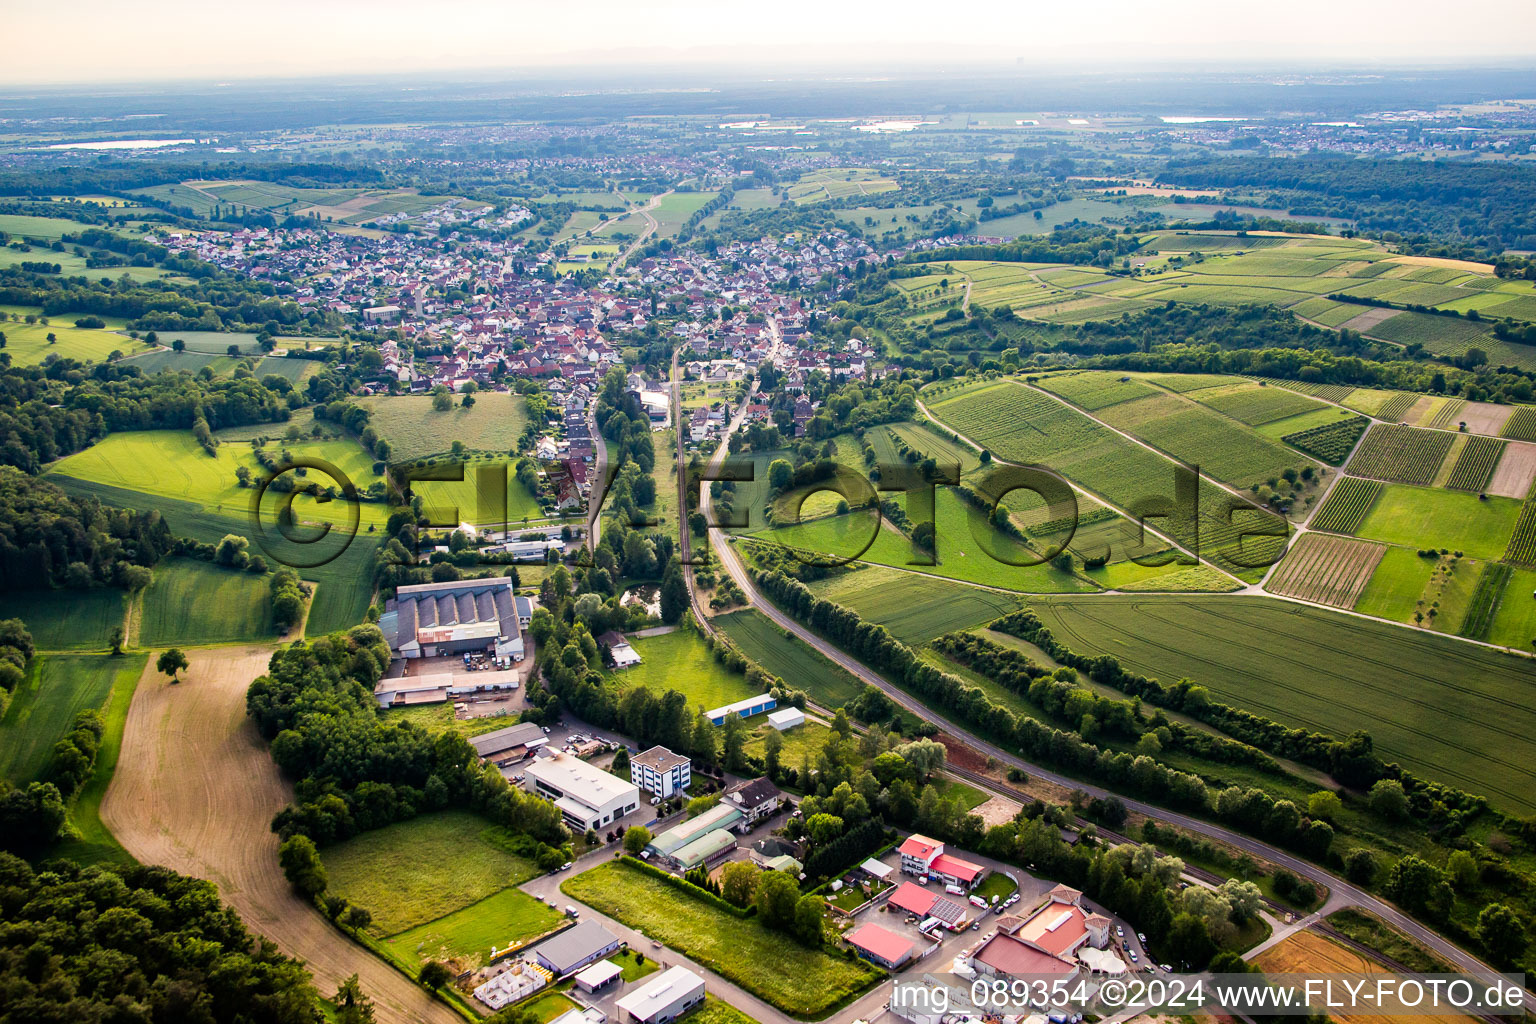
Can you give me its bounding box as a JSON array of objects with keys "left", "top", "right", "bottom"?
[
  {"left": 1266, "top": 533, "right": 1384, "bottom": 609},
  {"left": 1500, "top": 407, "right": 1536, "bottom": 443},
  {"left": 1263, "top": 378, "right": 1356, "bottom": 404},
  {"left": 1310, "top": 477, "right": 1383, "bottom": 534},
  {"left": 1345, "top": 424, "right": 1454, "bottom": 485},
  {"left": 1375, "top": 392, "right": 1420, "bottom": 423},
  {"left": 1200, "top": 385, "right": 1324, "bottom": 426},
  {"left": 1504, "top": 502, "right": 1536, "bottom": 567},
  {"left": 1459, "top": 562, "right": 1513, "bottom": 642},
  {"left": 1426, "top": 399, "right": 1469, "bottom": 430},
  {"left": 1282, "top": 416, "right": 1370, "bottom": 465},
  {"left": 1036, "top": 371, "right": 1158, "bottom": 411},
  {"left": 1444, "top": 435, "right": 1507, "bottom": 492}
]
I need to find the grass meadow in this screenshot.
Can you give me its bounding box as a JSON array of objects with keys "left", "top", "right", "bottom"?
[
  {"left": 0, "top": 588, "right": 125, "bottom": 651},
  {"left": 562, "top": 859, "right": 881, "bottom": 1018},
  {"left": 139, "top": 559, "right": 280, "bottom": 646},
  {"left": 361, "top": 393, "right": 531, "bottom": 461},
  {"left": 387, "top": 885, "right": 563, "bottom": 969},
  {"left": 713, "top": 608, "right": 865, "bottom": 708},
  {"left": 805, "top": 566, "right": 1023, "bottom": 644},
  {"left": 607, "top": 627, "right": 759, "bottom": 712},
  {"left": 1354, "top": 485, "right": 1520, "bottom": 561},
  {"left": 0, "top": 654, "right": 142, "bottom": 786}
]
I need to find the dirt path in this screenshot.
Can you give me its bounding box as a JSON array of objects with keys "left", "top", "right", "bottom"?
[{"left": 101, "top": 647, "right": 460, "bottom": 1024}]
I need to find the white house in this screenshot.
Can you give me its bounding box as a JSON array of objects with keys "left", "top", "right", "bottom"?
[
  {"left": 631, "top": 746, "right": 691, "bottom": 799},
  {"left": 767, "top": 707, "right": 805, "bottom": 731}
]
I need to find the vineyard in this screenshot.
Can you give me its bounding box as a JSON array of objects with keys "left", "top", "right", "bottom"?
[
  {"left": 1310, "top": 477, "right": 1384, "bottom": 534},
  {"left": 1444, "top": 435, "right": 1508, "bottom": 492},
  {"left": 1459, "top": 563, "right": 1513, "bottom": 642},
  {"left": 1265, "top": 533, "right": 1386, "bottom": 608},
  {"left": 1426, "top": 399, "right": 1468, "bottom": 430},
  {"left": 1036, "top": 371, "right": 1158, "bottom": 411},
  {"left": 1201, "top": 384, "right": 1327, "bottom": 426},
  {"left": 1505, "top": 502, "right": 1536, "bottom": 567},
  {"left": 1501, "top": 407, "right": 1536, "bottom": 443},
  {"left": 1097, "top": 392, "right": 1307, "bottom": 489},
  {"left": 1282, "top": 416, "right": 1370, "bottom": 465},
  {"left": 1375, "top": 392, "right": 1420, "bottom": 423},
  {"left": 1345, "top": 425, "right": 1455, "bottom": 485},
  {"left": 1142, "top": 373, "right": 1240, "bottom": 393},
  {"left": 1264, "top": 379, "right": 1356, "bottom": 404}
]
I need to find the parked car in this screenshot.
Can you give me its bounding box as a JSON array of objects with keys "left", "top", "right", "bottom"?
[
  {"left": 1137, "top": 932, "right": 1147, "bottom": 943},
  {"left": 1115, "top": 925, "right": 1124, "bottom": 938},
  {"left": 1160, "top": 964, "right": 1174, "bottom": 972}
]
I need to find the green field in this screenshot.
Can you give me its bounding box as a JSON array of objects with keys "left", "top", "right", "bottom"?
[
  {"left": 0, "top": 320, "right": 132, "bottom": 365},
  {"left": 562, "top": 859, "right": 881, "bottom": 1018},
  {"left": 1026, "top": 595, "right": 1536, "bottom": 812},
  {"left": 1354, "top": 547, "right": 1438, "bottom": 622},
  {"left": 804, "top": 565, "right": 1023, "bottom": 644},
  {"left": 608, "top": 628, "right": 760, "bottom": 712},
  {"left": 714, "top": 608, "right": 864, "bottom": 708},
  {"left": 362, "top": 393, "right": 531, "bottom": 461},
  {"left": 1036, "top": 371, "right": 1160, "bottom": 411},
  {"left": 44, "top": 475, "right": 377, "bottom": 637},
  {"left": 387, "top": 885, "right": 563, "bottom": 969},
  {"left": 1096, "top": 391, "right": 1312, "bottom": 489},
  {"left": 1444, "top": 436, "right": 1506, "bottom": 492},
  {"left": 1195, "top": 383, "right": 1328, "bottom": 426},
  {"left": 49, "top": 651, "right": 148, "bottom": 866},
  {"left": 0, "top": 654, "right": 139, "bottom": 786},
  {"left": 0, "top": 588, "right": 125, "bottom": 651},
  {"left": 139, "top": 558, "right": 280, "bottom": 646},
  {"left": 1280, "top": 416, "right": 1370, "bottom": 465},
  {"left": 1355, "top": 485, "right": 1520, "bottom": 561},
  {"left": 322, "top": 811, "right": 544, "bottom": 936},
  {"left": 1488, "top": 568, "right": 1536, "bottom": 650}
]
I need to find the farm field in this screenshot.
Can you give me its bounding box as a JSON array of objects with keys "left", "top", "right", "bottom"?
[
  {"left": 44, "top": 476, "right": 377, "bottom": 636},
  {"left": 1505, "top": 503, "right": 1536, "bottom": 566},
  {"left": 805, "top": 565, "right": 1023, "bottom": 644},
  {"left": 1354, "top": 485, "right": 1520, "bottom": 561},
  {"left": 0, "top": 588, "right": 125, "bottom": 651},
  {"left": 788, "top": 167, "right": 897, "bottom": 204},
  {"left": 322, "top": 811, "right": 544, "bottom": 937},
  {"left": 606, "top": 627, "right": 760, "bottom": 712},
  {"left": 649, "top": 191, "right": 721, "bottom": 236},
  {"left": 713, "top": 608, "right": 865, "bottom": 708},
  {"left": 1443, "top": 435, "right": 1507, "bottom": 492},
  {"left": 1025, "top": 595, "right": 1536, "bottom": 811},
  {"left": 1345, "top": 425, "right": 1454, "bottom": 485},
  {"left": 0, "top": 320, "right": 134, "bottom": 364},
  {"left": 1458, "top": 562, "right": 1512, "bottom": 641},
  {"left": 139, "top": 558, "right": 280, "bottom": 646},
  {"left": 1310, "top": 478, "right": 1383, "bottom": 534},
  {"left": 1035, "top": 370, "right": 1160, "bottom": 411},
  {"left": 1488, "top": 568, "right": 1536, "bottom": 651},
  {"left": 1253, "top": 930, "right": 1475, "bottom": 1024},
  {"left": 1193, "top": 382, "right": 1329, "bottom": 426},
  {"left": 1094, "top": 390, "right": 1311, "bottom": 488},
  {"left": 387, "top": 885, "right": 562, "bottom": 970},
  {"left": 1502, "top": 408, "right": 1536, "bottom": 443},
  {"left": 1280, "top": 415, "right": 1369, "bottom": 465},
  {"left": 744, "top": 717, "right": 834, "bottom": 769},
  {"left": 1264, "top": 534, "right": 1385, "bottom": 608},
  {"left": 47, "top": 430, "right": 389, "bottom": 530},
  {"left": 1354, "top": 547, "right": 1439, "bottom": 622},
  {"left": 362, "top": 392, "right": 530, "bottom": 460},
  {"left": 561, "top": 859, "right": 881, "bottom": 1018},
  {"left": 0, "top": 654, "right": 142, "bottom": 786},
  {"left": 1485, "top": 440, "right": 1536, "bottom": 498}
]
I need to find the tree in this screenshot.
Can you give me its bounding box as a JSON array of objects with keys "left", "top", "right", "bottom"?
[
  {"left": 418, "top": 961, "right": 452, "bottom": 991},
  {"left": 278, "top": 834, "right": 328, "bottom": 899},
  {"left": 335, "top": 974, "right": 376, "bottom": 1024},
  {"left": 623, "top": 825, "right": 651, "bottom": 855},
  {"left": 1166, "top": 912, "right": 1217, "bottom": 968},
  {"left": 1384, "top": 855, "right": 1453, "bottom": 918},
  {"left": 894, "top": 737, "right": 945, "bottom": 780},
  {"left": 722, "top": 713, "right": 748, "bottom": 772},
  {"left": 755, "top": 870, "right": 800, "bottom": 930},
  {"left": 805, "top": 812, "right": 845, "bottom": 845},
  {"left": 1476, "top": 903, "right": 1527, "bottom": 966},
  {"left": 611, "top": 747, "right": 631, "bottom": 778},
  {"left": 172, "top": 338, "right": 186, "bottom": 353},
  {"left": 793, "top": 894, "right": 826, "bottom": 945},
  {"left": 659, "top": 561, "right": 688, "bottom": 623},
  {"left": 767, "top": 459, "right": 794, "bottom": 492},
  {"left": 1368, "top": 779, "right": 1409, "bottom": 820},
  {"left": 431, "top": 385, "right": 453, "bottom": 412},
  {"left": 763, "top": 728, "right": 784, "bottom": 780},
  {"left": 1446, "top": 850, "right": 1479, "bottom": 890},
  {"left": 1307, "top": 790, "right": 1344, "bottom": 822},
  {"left": 108, "top": 626, "right": 125, "bottom": 655},
  {"left": 1344, "top": 849, "right": 1378, "bottom": 885},
  {"left": 342, "top": 905, "right": 373, "bottom": 932},
  {"left": 720, "top": 861, "right": 761, "bottom": 907},
  {"left": 157, "top": 648, "right": 189, "bottom": 683}
]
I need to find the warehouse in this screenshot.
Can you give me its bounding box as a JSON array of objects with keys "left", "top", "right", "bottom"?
[
  {"left": 382, "top": 578, "right": 525, "bottom": 661},
  {"left": 530, "top": 920, "right": 623, "bottom": 977},
  {"left": 847, "top": 923, "right": 917, "bottom": 970},
  {"left": 523, "top": 753, "right": 640, "bottom": 831},
  {"left": 645, "top": 802, "right": 744, "bottom": 858},
  {"left": 470, "top": 722, "right": 548, "bottom": 766},
  {"left": 703, "top": 693, "right": 776, "bottom": 725},
  {"left": 615, "top": 966, "right": 705, "bottom": 1024}
]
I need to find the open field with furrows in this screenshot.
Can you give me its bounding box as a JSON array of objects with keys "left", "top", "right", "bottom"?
[
  {"left": 1025, "top": 595, "right": 1536, "bottom": 812},
  {"left": 362, "top": 392, "right": 530, "bottom": 460},
  {"left": 648, "top": 191, "right": 721, "bottom": 237},
  {"left": 1263, "top": 379, "right": 1356, "bottom": 403},
  {"left": 1443, "top": 435, "right": 1506, "bottom": 492},
  {"left": 0, "top": 654, "right": 143, "bottom": 786},
  {"left": 1355, "top": 485, "right": 1520, "bottom": 561},
  {"left": 562, "top": 859, "right": 882, "bottom": 1018},
  {"left": 1489, "top": 567, "right": 1536, "bottom": 650},
  {"left": 926, "top": 382, "right": 1286, "bottom": 579},
  {"left": 1281, "top": 415, "right": 1369, "bottom": 465},
  {"left": 47, "top": 430, "right": 389, "bottom": 530},
  {"left": 139, "top": 558, "right": 281, "bottom": 646},
  {"left": 0, "top": 588, "right": 125, "bottom": 651},
  {"left": 1458, "top": 562, "right": 1512, "bottom": 642},
  {"left": 136, "top": 180, "right": 463, "bottom": 225},
  {"left": 1264, "top": 534, "right": 1385, "bottom": 608},
  {"left": 806, "top": 565, "right": 1023, "bottom": 644},
  {"left": 322, "top": 811, "right": 544, "bottom": 938},
  {"left": 45, "top": 476, "right": 377, "bottom": 637},
  {"left": 1141, "top": 373, "right": 1242, "bottom": 393},
  {"left": 1309, "top": 477, "right": 1383, "bottom": 534},
  {"left": 1253, "top": 931, "right": 1475, "bottom": 1024},
  {"left": 714, "top": 608, "right": 864, "bottom": 709},
  {"left": 1344, "top": 425, "right": 1455, "bottom": 486},
  {"left": 605, "top": 627, "right": 759, "bottom": 712}
]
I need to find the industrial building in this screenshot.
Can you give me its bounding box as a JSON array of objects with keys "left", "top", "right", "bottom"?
[
  {"left": 615, "top": 966, "right": 705, "bottom": 1024},
  {"left": 631, "top": 746, "right": 690, "bottom": 798},
  {"left": 846, "top": 923, "right": 917, "bottom": 970},
  {"left": 703, "top": 693, "right": 776, "bottom": 725},
  {"left": 381, "top": 577, "right": 526, "bottom": 661},
  {"left": 530, "top": 920, "right": 623, "bottom": 977},
  {"left": 767, "top": 707, "right": 805, "bottom": 731},
  {"left": 523, "top": 753, "right": 640, "bottom": 831},
  {"left": 470, "top": 721, "right": 548, "bottom": 766}
]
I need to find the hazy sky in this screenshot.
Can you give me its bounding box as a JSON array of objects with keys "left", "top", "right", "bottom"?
[{"left": 4, "top": 0, "right": 1535, "bottom": 85}]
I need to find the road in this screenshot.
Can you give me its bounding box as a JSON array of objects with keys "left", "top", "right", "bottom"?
[
  {"left": 684, "top": 385, "right": 1511, "bottom": 997},
  {"left": 586, "top": 405, "right": 607, "bottom": 553},
  {"left": 610, "top": 190, "right": 670, "bottom": 270},
  {"left": 101, "top": 647, "right": 461, "bottom": 1024}
]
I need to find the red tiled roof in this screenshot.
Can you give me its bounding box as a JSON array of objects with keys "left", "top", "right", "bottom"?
[
  {"left": 1017, "top": 904, "right": 1089, "bottom": 957},
  {"left": 930, "top": 853, "right": 984, "bottom": 883},
  {"left": 847, "top": 923, "right": 913, "bottom": 964},
  {"left": 898, "top": 835, "right": 940, "bottom": 860},
  {"left": 887, "top": 882, "right": 937, "bottom": 917},
  {"left": 974, "top": 933, "right": 1077, "bottom": 976}
]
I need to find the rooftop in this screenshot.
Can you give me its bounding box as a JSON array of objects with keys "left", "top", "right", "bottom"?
[
  {"left": 525, "top": 753, "right": 638, "bottom": 806},
  {"left": 469, "top": 721, "right": 546, "bottom": 758},
  {"left": 632, "top": 745, "right": 690, "bottom": 772},
  {"left": 847, "top": 923, "right": 914, "bottom": 964},
  {"left": 530, "top": 919, "right": 619, "bottom": 974},
  {"left": 973, "top": 932, "right": 1077, "bottom": 976},
  {"left": 615, "top": 966, "right": 704, "bottom": 1020}
]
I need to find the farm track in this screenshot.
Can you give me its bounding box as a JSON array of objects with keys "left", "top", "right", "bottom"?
[{"left": 101, "top": 647, "right": 461, "bottom": 1024}]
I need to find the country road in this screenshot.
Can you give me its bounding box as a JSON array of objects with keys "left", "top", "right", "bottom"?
[
  {"left": 102, "top": 647, "right": 462, "bottom": 1024},
  {"left": 686, "top": 385, "right": 1513, "bottom": 996}
]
